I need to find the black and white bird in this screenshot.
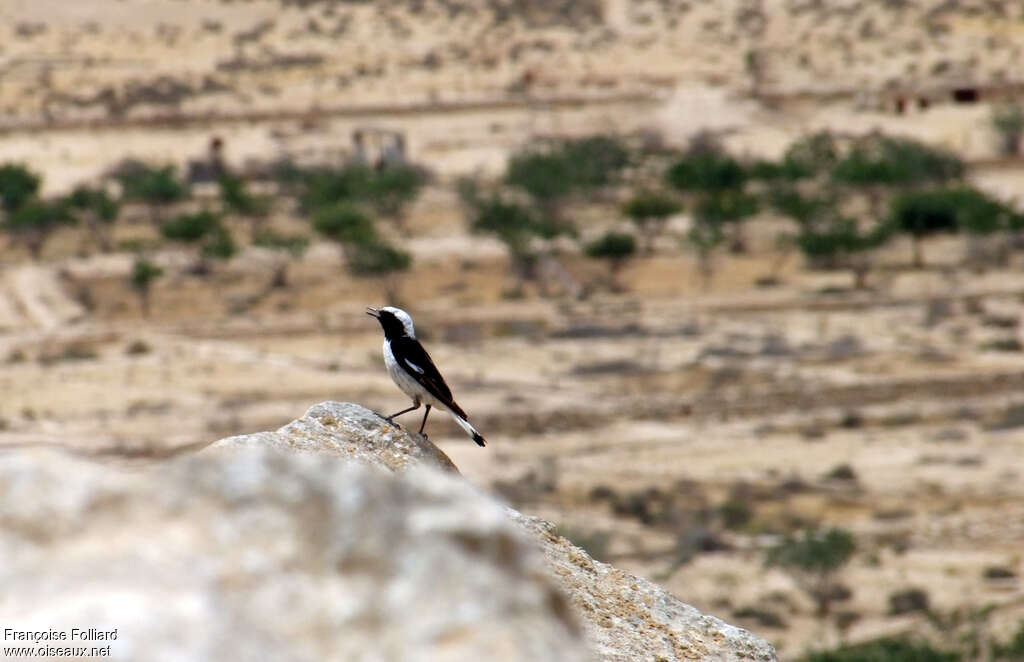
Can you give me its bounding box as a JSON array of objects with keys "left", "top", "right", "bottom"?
[{"left": 367, "top": 306, "right": 486, "bottom": 447}]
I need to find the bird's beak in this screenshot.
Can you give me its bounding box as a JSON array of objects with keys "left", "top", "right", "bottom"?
[{"left": 366, "top": 307, "right": 380, "bottom": 318}]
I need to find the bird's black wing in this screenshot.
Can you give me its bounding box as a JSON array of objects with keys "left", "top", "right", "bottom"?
[{"left": 390, "top": 337, "right": 467, "bottom": 418}]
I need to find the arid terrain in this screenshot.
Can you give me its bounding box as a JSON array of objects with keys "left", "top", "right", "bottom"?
[{"left": 2, "top": 1, "right": 1024, "bottom": 659}]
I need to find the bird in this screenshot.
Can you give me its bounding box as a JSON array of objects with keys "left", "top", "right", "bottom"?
[{"left": 367, "top": 306, "right": 486, "bottom": 447}]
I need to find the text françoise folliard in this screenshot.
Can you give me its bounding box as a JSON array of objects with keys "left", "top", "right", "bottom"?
[{"left": 4, "top": 628, "right": 117, "bottom": 643}]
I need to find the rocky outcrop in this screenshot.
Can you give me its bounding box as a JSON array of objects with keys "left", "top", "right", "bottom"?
[
  {"left": 512, "top": 512, "right": 775, "bottom": 662},
  {"left": 0, "top": 402, "right": 776, "bottom": 662},
  {"left": 208, "top": 400, "right": 459, "bottom": 473},
  {"left": 215, "top": 402, "right": 776, "bottom": 661},
  {"left": 0, "top": 447, "right": 587, "bottom": 662}
]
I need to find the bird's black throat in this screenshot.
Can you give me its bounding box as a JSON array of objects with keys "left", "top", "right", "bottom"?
[{"left": 370, "top": 309, "right": 409, "bottom": 340}]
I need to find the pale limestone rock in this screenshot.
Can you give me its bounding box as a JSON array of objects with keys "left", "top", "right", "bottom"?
[
  {"left": 0, "top": 448, "right": 587, "bottom": 662},
  {"left": 207, "top": 401, "right": 459, "bottom": 473},
  {"left": 0, "top": 402, "right": 777, "bottom": 662}
]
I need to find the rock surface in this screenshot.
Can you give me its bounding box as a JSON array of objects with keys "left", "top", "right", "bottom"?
[
  {"left": 217, "top": 402, "right": 777, "bottom": 661},
  {"left": 0, "top": 448, "right": 587, "bottom": 662},
  {"left": 207, "top": 400, "right": 459, "bottom": 473},
  {"left": 511, "top": 512, "right": 776, "bottom": 662},
  {"left": 0, "top": 402, "right": 776, "bottom": 662}
]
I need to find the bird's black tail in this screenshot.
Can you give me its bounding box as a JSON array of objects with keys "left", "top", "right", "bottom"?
[{"left": 450, "top": 411, "right": 486, "bottom": 447}]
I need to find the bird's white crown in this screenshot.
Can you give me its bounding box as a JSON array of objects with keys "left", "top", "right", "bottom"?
[{"left": 382, "top": 306, "right": 416, "bottom": 338}]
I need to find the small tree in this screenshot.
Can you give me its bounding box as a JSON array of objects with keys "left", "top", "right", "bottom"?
[
  {"left": 366, "top": 164, "right": 427, "bottom": 230},
  {"left": 992, "top": 103, "right": 1024, "bottom": 157},
  {"left": 0, "top": 163, "right": 41, "bottom": 213},
  {"left": 585, "top": 232, "right": 637, "bottom": 291},
  {"left": 696, "top": 190, "right": 760, "bottom": 253},
  {"left": 666, "top": 152, "right": 747, "bottom": 193},
  {"left": 950, "top": 187, "right": 1018, "bottom": 267},
  {"left": 218, "top": 175, "right": 269, "bottom": 234},
  {"left": 623, "top": 190, "right": 681, "bottom": 254},
  {"left": 200, "top": 225, "right": 238, "bottom": 271},
  {"left": 117, "top": 163, "right": 189, "bottom": 227},
  {"left": 129, "top": 257, "right": 162, "bottom": 317},
  {"left": 4, "top": 198, "right": 74, "bottom": 260},
  {"left": 252, "top": 230, "right": 310, "bottom": 288},
  {"left": 312, "top": 202, "right": 376, "bottom": 264},
  {"left": 506, "top": 136, "right": 629, "bottom": 225},
  {"left": 796, "top": 214, "right": 892, "bottom": 289},
  {"left": 782, "top": 131, "right": 840, "bottom": 178},
  {"left": 685, "top": 218, "right": 725, "bottom": 288},
  {"left": 68, "top": 185, "right": 120, "bottom": 252},
  {"left": 160, "top": 209, "right": 225, "bottom": 275},
  {"left": 765, "top": 527, "right": 856, "bottom": 618},
  {"left": 887, "top": 189, "right": 964, "bottom": 268},
  {"left": 470, "top": 196, "right": 543, "bottom": 296},
  {"left": 831, "top": 135, "right": 964, "bottom": 189}
]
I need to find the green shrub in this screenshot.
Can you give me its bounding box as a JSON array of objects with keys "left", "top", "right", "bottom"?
[
  {"left": 347, "top": 239, "right": 411, "bottom": 276},
  {"left": 506, "top": 136, "right": 629, "bottom": 201},
  {"left": 4, "top": 197, "right": 75, "bottom": 259},
  {"left": 253, "top": 229, "right": 310, "bottom": 257},
  {"left": 312, "top": 203, "right": 375, "bottom": 244},
  {"left": 666, "top": 152, "right": 747, "bottom": 192},
  {"left": 0, "top": 163, "right": 41, "bottom": 212},
  {"left": 831, "top": 136, "right": 963, "bottom": 187},
  {"left": 585, "top": 232, "right": 636, "bottom": 268},
  {"left": 116, "top": 163, "right": 189, "bottom": 209},
  {"left": 161, "top": 210, "right": 221, "bottom": 243},
  {"left": 783, "top": 132, "right": 840, "bottom": 176},
  {"left": 766, "top": 527, "right": 856, "bottom": 616}
]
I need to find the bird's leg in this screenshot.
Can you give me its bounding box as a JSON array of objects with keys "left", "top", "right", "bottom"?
[
  {"left": 417, "top": 405, "right": 432, "bottom": 438},
  {"left": 384, "top": 401, "right": 420, "bottom": 425}
]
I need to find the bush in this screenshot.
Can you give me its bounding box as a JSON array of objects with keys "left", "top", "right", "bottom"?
[
  {"left": 766, "top": 527, "right": 856, "bottom": 575},
  {"left": 666, "top": 152, "right": 747, "bottom": 192},
  {"left": 0, "top": 163, "right": 41, "bottom": 212},
  {"left": 749, "top": 158, "right": 812, "bottom": 181},
  {"left": 218, "top": 175, "right": 269, "bottom": 219},
  {"left": 161, "top": 210, "right": 221, "bottom": 243},
  {"left": 796, "top": 214, "right": 891, "bottom": 286},
  {"left": 117, "top": 163, "right": 189, "bottom": 207},
  {"left": 783, "top": 132, "right": 840, "bottom": 176},
  {"left": 4, "top": 197, "right": 75, "bottom": 259},
  {"left": 129, "top": 257, "right": 162, "bottom": 317},
  {"left": 585, "top": 232, "right": 637, "bottom": 263},
  {"left": 68, "top": 186, "right": 119, "bottom": 222},
  {"left": 347, "top": 239, "right": 411, "bottom": 276},
  {"left": 623, "top": 190, "right": 681, "bottom": 222},
  {"left": 312, "top": 203, "right": 375, "bottom": 245},
  {"left": 769, "top": 187, "right": 833, "bottom": 223},
  {"left": 201, "top": 226, "right": 237, "bottom": 261},
  {"left": 766, "top": 527, "right": 856, "bottom": 616},
  {"left": 696, "top": 190, "right": 759, "bottom": 223},
  {"left": 831, "top": 136, "right": 964, "bottom": 188},
  {"left": 252, "top": 230, "right": 310, "bottom": 257}
]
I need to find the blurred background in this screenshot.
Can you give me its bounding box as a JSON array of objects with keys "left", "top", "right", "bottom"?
[{"left": 2, "top": 0, "right": 1024, "bottom": 658}]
